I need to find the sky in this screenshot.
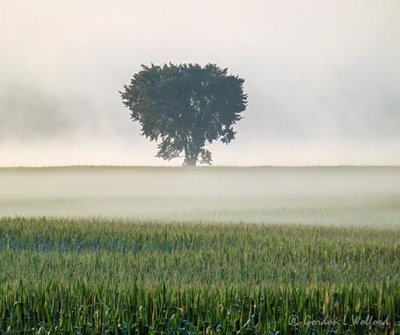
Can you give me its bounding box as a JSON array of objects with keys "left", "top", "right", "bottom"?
[{"left": 0, "top": 0, "right": 399, "bottom": 166}]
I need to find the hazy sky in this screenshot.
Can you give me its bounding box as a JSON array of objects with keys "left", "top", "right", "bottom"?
[{"left": 1, "top": 0, "right": 399, "bottom": 166}]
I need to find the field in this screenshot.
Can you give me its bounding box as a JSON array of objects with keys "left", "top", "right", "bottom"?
[
  {"left": 0, "top": 167, "right": 399, "bottom": 334},
  {"left": 1, "top": 167, "right": 400, "bottom": 227}
]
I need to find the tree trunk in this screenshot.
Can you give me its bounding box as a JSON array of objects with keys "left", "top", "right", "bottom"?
[
  {"left": 183, "top": 156, "right": 197, "bottom": 166},
  {"left": 183, "top": 139, "right": 199, "bottom": 166},
  {"left": 183, "top": 148, "right": 199, "bottom": 166}
]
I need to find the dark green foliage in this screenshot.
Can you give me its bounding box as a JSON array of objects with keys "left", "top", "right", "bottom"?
[{"left": 120, "top": 64, "right": 247, "bottom": 166}]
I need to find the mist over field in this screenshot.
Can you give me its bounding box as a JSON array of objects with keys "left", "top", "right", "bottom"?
[
  {"left": 1, "top": 167, "right": 399, "bottom": 227},
  {"left": 2, "top": 3, "right": 400, "bottom": 334},
  {"left": 1, "top": 0, "right": 399, "bottom": 166}
]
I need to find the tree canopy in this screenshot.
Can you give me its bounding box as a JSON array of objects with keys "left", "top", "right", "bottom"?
[{"left": 120, "top": 63, "right": 247, "bottom": 166}]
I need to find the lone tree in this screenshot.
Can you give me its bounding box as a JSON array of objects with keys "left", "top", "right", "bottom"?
[{"left": 120, "top": 63, "right": 247, "bottom": 166}]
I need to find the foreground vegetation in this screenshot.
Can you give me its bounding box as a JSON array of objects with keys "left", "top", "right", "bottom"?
[{"left": 0, "top": 217, "right": 399, "bottom": 334}]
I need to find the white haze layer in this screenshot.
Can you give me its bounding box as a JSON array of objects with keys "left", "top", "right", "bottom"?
[
  {"left": 0, "top": 0, "right": 399, "bottom": 166},
  {"left": 0, "top": 167, "right": 399, "bottom": 228}
]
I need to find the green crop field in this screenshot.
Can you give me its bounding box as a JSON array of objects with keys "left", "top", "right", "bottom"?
[
  {"left": 0, "top": 218, "right": 399, "bottom": 334},
  {"left": 0, "top": 167, "right": 399, "bottom": 334}
]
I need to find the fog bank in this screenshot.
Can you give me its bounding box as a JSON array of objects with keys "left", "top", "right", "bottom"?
[{"left": 1, "top": 167, "right": 399, "bottom": 227}]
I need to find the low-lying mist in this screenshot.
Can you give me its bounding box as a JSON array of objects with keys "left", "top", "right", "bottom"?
[{"left": 0, "top": 167, "right": 399, "bottom": 228}]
